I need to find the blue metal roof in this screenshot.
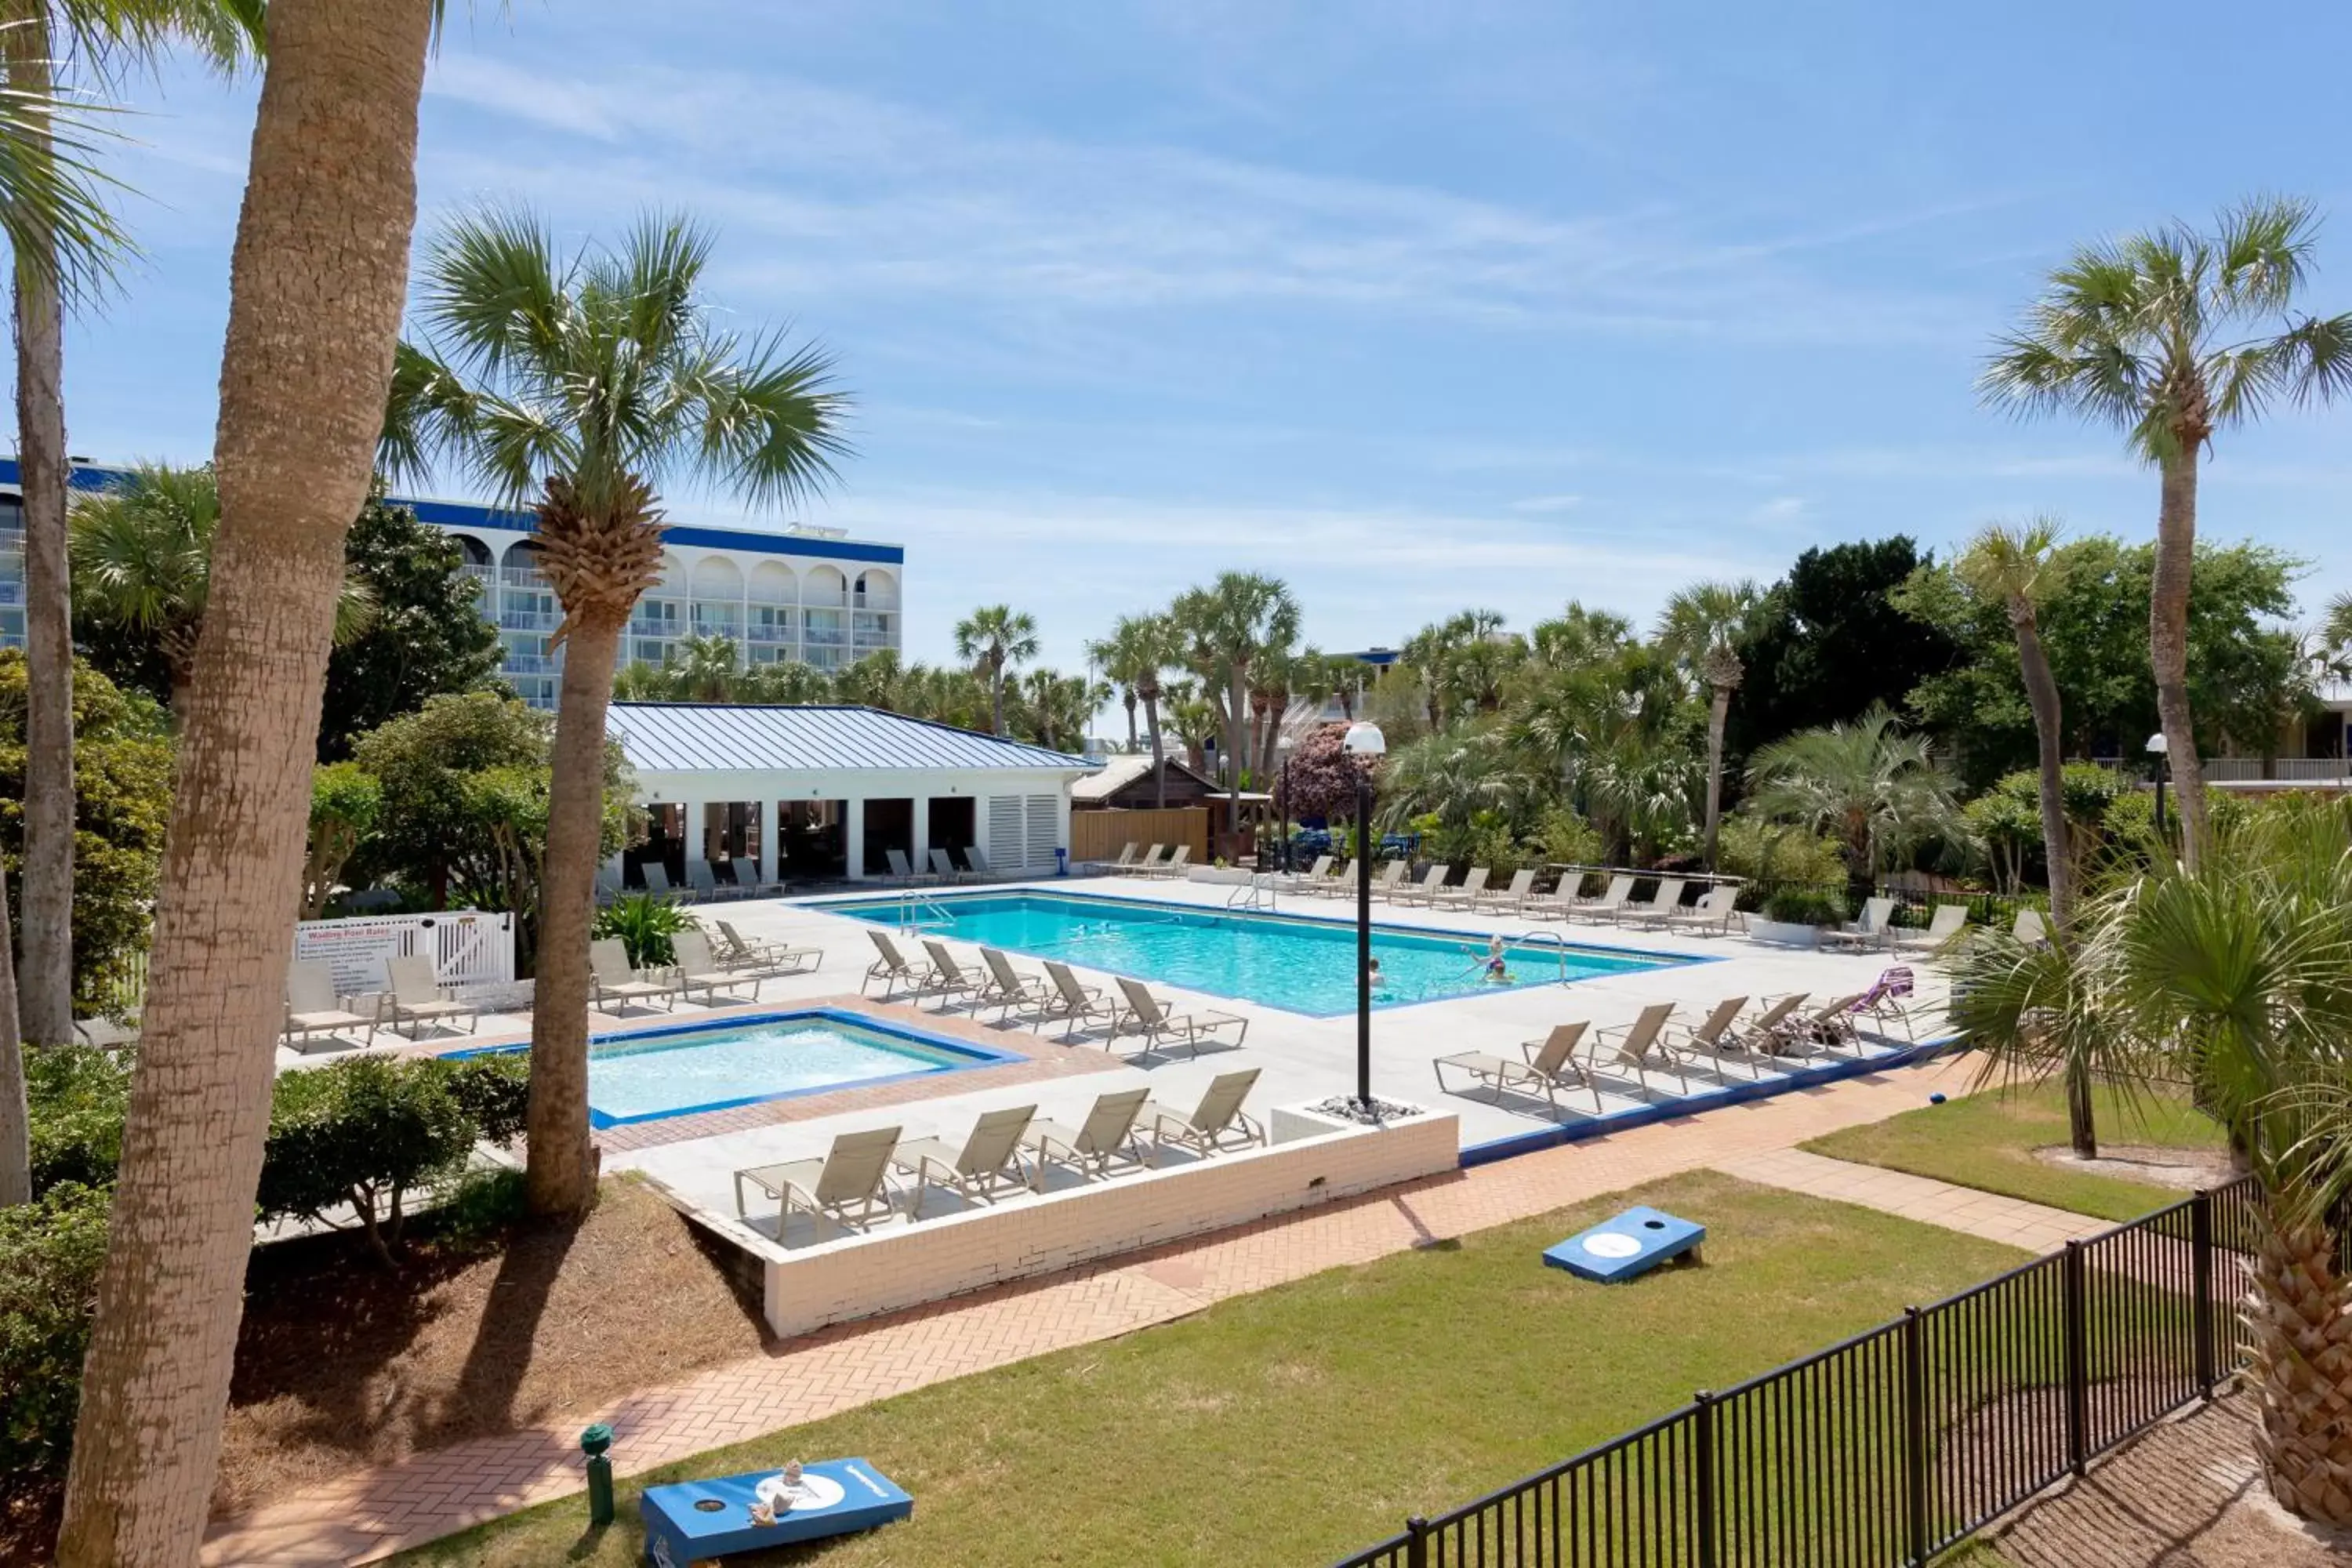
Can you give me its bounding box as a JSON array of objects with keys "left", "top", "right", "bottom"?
[
  {"left": 0, "top": 459, "right": 905, "bottom": 566},
  {"left": 607, "top": 703, "right": 1091, "bottom": 775}
]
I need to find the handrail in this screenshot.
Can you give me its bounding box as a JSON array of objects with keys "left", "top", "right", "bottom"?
[
  {"left": 1505, "top": 929, "right": 1572, "bottom": 982},
  {"left": 1226, "top": 875, "right": 1277, "bottom": 913},
  {"left": 896, "top": 891, "right": 959, "bottom": 934}
]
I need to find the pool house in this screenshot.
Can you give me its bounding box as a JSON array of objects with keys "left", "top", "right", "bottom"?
[{"left": 604, "top": 702, "right": 1094, "bottom": 887}]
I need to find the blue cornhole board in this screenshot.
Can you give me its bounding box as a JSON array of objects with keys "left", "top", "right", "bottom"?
[
  {"left": 641, "top": 1457, "right": 912, "bottom": 1566},
  {"left": 1544, "top": 1205, "right": 1706, "bottom": 1283}
]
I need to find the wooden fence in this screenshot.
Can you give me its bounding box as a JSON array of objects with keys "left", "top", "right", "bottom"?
[{"left": 1069, "top": 806, "right": 1210, "bottom": 866}]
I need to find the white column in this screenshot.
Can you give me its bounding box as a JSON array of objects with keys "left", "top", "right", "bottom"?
[
  {"left": 758, "top": 797, "right": 779, "bottom": 887},
  {"left": 912, "top": 796, "right": 931, "bottom": 862},
  {"left": 844, "top": 797, "right": 866, "bottom": 880}
]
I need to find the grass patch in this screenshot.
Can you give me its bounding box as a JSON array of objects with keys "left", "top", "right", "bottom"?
[
  {"left": 394, "top": 1171, "right": 2026, "bottom": 1568},
  {"left": 1803, "top": 1080, "right": 2227, "bottom": 1223}
]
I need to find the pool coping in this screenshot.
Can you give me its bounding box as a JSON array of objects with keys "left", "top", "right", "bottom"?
[
  {"left": 810, "top": 885, "right": 1722, "bottom": 1018},
  {"left": 448, "top": 1006, "right": 1027, "bottom": 1129}
]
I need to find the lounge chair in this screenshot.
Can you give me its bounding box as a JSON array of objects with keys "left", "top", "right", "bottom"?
[
  {"left": 1663, "top": 885, "right": 1746, "bottom": 937},
  {"left": 1279, "top": 854, "right": 1334, "bottom": 892},
  {"left": 692, "top": 859, "right": 753, "bottom": 902},
  {"left": 1590, "top": 1002, "right": 1688, "bottom": 1096},
  {"left": 1783, "top": 993, "right": 1867, "bottom": 1056},
  {"left": 1391, "top": 864, "right": 1450, "bottom": 907},
  {"left": 372, "top": 953, "right": 482, "bottom": 1041},
  {"left": 1369, "top": 860, "right": 1410, "bottom": 899},
  {"left": 1661, "top": 995, "right": 1753, "bottom": 1080},
  {"left": 1109, "top": 976, "right": 1249, "bottom": 1058},
  {"left": 2013, "top": 906, "right": 2051, "bottom": 946},
  {"left": 1304, "top": 858, "right": 1359, "bottom": 898},
  {"left": 1565, "top": 873, "right": 1636, "bottom": 924},
  {"left": 1038, "top": 960, "right": 1120, "bottom": 1042},
  {"left": 712, "top": 920, "right": 822, "bottom": 977},
  {"left": 734, "top": 1127, "right": 902, "bottom": 1232},
  {"left": 1021, "top": 1087, "right": 1150, "bottom": 1182},
  {"left": 884, "top": 848, "right": 940, "bottom": 885},
  {"left": 670, "top": 931, "right": 761, "bottom": 1007},
  {"left": 728, "top": 859, "right": 785, "bottom": 898},
  {"left": 1140, "top": 844, "right": 1192, "bottom": 880},
  {"left": 862, "top": 929, "right": 944, "bottom": 1000},
  {"left": 1098, "top": 843, "right": 1141, "bottom": 874},
  {"left": 1125, "top": 844, "right": 1168, "bottom": 877},
  {"left": 919, "top": 939, "right": 989, "bottom": 1008},
  {"left": 1732, "top": 993, "right": 1811, "bottom": 1058},
  {"left": 283, "top": 960, "right": 375, "bottom": 1052},
  {"left": 1434, "top": 1021, "right": 1598, "bottom": 1115},
  {"left": 590, "top": 938, "right": 674, "bottom": 1015},
  {"left": 640, "top": 862, "right": 675, "bottom": 896},
  {"left": 977, "top": 946, "right": 1055, "bottom": 1023},
  {"left": 1477, "top": 867, "right": 1538, "bottom": 916},
  {"left": 1850, "top": 967, "right": 1918, "bottom": 1041},
  {"left": 594, "top": 865, "right": 625, "bottom": 906},
  {"left": 929, "top": 847, "right": 975, "bottom": 884},
  {"left": 1138, "top": 1069, "right": 1267, "bottom": 1159},
  {"left": 1432, "top": 866, "right": 1491, "bottom": 910},
  {"left": 891, "top": 1105, "right": 1037, "bottom": 1211},
  {"left": 1822, "top": 896, "right": 1896, "bottom": 953},
  {"left": 1890, "top": 904, "right": 1969, "bottom": 953},
  {"left": 964, "top": 844, "right": 999, "bottom": 880},
  {"left": 1613, "top": 877, "right": 1689, "bottom": 928}
]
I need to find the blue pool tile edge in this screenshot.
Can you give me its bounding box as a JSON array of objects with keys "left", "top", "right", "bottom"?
[{"left": 1453, "top": 1035, "right": 1963, "bottom": 1169}]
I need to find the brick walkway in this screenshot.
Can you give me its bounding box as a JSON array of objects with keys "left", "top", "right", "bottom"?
[
  {"left": 1715, "top": 1146, "right": 2112, "bottom": 1253},
  {"left": 201, "top": 1058, "right": 1977, "bottom": 1566}
]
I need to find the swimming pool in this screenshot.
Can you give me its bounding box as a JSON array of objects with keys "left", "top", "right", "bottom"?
[
  {"left": 830, "top": 891, "right": 1693, "bottom": 1015},
  {"left": 556, "top": 1011, "right": 1014, "bottom": 1127}
]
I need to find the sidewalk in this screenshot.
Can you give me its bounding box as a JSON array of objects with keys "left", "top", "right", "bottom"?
[{"left": 201, "top": 1056, "right": 1977, "bottom": 1566}]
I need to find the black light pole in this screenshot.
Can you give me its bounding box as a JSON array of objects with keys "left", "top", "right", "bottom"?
[
  {"left": 1343, "top": 721, "right": 1385, "bottom": 1110},
  {"left": 1280, "top": 753, "right": 1293, "bottom": 874},
  {"left": 2147, "top": 731, "right": 2169, "bottom": 837}
]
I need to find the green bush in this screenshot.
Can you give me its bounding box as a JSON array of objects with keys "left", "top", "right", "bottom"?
[
  {"left": 442, "top": 1051, "right": 531, "bottom": 1145},
  {"left": 593, "top": 890, "right": 698, "bottom": 967},
  {"left": 255, "top": 1055, "right": 481, "bottom": 1265},
  {"left": 1761, "top": 887, "right": 1848, "bottom": 927},
  {"left": 0, "top": 1181, "right": 110, "bottom": 1479},
  {"left": 1716, "top": 815, "right": 1846, "bottom": 886},
  {"left": 26, "top": 1042, "right": 132, "bottom": 1195},
  {"left": 1536, "top": 806, "right": 1603, "bottom": 869}
]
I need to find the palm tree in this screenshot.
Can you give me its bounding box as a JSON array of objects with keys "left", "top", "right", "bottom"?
[
  {"left": 1163, "top": 678, "right": 1219, "bottom": 773},
  {"left": 1951, "top": 797, "right": 2352, "bottom": 1523},
  {"left": 1014, "top": 668, "right": 1106, "bottom": 753},
  {"left": 1745, "top": 706, "right": 1958, "bottom": 899},
  {"left": 70, "top": 462, "right": 375, "bottom": 705},
  {"left": 1980, "top": 197, "right": 2352, "bottom": 872},
  {"left": 383, "top": 205, "right": 847, "bottom": 1218},
  {"left": 953, "top": 604, "right": 1038, "bottom": 736},
  {"left": 5, "top": 0, "right": 260, "bottom": 1051},
  {"left": 1087, "top": 612, "right": 1181, "bottom": 803},
  {"left": 1654, "top": 579, "right": 1760, "bottom": 870},
  {"left": 2317, "top": 591, "right": 2352, "bottom": 685},
  {"left": 1172, "top": 572, "right": 1299, "bottom": 840},
  {"left": 56, "top": 4, "right": 436, "bottom": 1559}
]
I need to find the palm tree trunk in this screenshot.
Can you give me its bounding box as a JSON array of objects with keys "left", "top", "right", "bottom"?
[
  {"left": 1141, "top": 688, "right": 1166, "bottom": 809},
  {"left": 1123, "top": 691, "right": 1137, "bottom": 752},
  {"left": 525, "top": 613, "right": 622, "bottom": 1218},
  {"left": 0, "top": 866, "right": 27, "bottom": 1206},
  {"left": 55, "top": 6, "right": 434, "bottom": 1559},
  {"left": 2011, "top": 604, "right": 2074, "bottom": 930},
  {"left": 989, "top": 652, "right": 1006, "bottom": 735},
  {"left": 7, "top": 16, "right": 74, "bottom": 1047},
  {"left": 1225, "top": 666, "right": 1247, "bottom": 839},
  {"left": 1702, "top": 684, "right": 1730, "bottom": 870},
  {"left": 2151, "top": 449, "right": 2208, "bottom": 870},
  {"left": 2245, "top": 1210, "right": 2352, "bottom": 1525}
]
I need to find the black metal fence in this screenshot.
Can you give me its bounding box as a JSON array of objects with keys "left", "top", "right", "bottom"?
[{"left": 1330, "top": 1176, "right": 2265, "bottom": 1568}]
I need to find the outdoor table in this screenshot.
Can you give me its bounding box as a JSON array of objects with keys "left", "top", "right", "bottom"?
[{"left": 640, "top": 1457, "right": 912, "bottom": 1566}]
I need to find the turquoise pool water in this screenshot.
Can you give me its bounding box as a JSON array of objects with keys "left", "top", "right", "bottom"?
[
  {"left": 583, "top": 1012, "right": 1000, "bottom": 1127},
  {"left": 833, "top": 891, "right": 1690, "bottom": 1015}
]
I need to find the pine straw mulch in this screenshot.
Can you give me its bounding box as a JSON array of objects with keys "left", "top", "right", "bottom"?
[{"left": 212, "top": 1174, "right": 768, "bottom": 1519}]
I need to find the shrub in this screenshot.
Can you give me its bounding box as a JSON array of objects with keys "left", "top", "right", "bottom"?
[
  {"left": 255, "top": 1055, "right": 480, "bottom": 1266},
  {"left": 1715, "top": 815, "right": 1845, "bottom": 886},
  {"left": 593, "top": 891, "right": 698, "bottom": 967},
  {"left": 443, "top": 1051, "right": 531, "bottom": 1145},
  {"left": 0, "top": 1181, "right": 110, "bottom": 1479},
  {"left": 1761, "top": 887, "right": 1848, "bottom": 927},
  {"left": 26, "top": 1042, "right": 132, "bottom": 1195},
  {"left": 1537, "top": 806, "right": 1603, "bottom": 869}
]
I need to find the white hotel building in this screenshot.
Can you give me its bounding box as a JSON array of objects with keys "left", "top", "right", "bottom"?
[{"left": 0, "top": 461, "right": 905, "bottom": 708}]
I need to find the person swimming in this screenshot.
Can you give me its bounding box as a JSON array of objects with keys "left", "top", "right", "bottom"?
[{"left": 1483, "top": 935, "right": 1513, "bottom": 983}]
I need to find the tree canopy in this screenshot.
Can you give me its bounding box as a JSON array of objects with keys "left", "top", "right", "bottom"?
[{"left": 318, "top": 495, "right": 505, "bottom": 760}]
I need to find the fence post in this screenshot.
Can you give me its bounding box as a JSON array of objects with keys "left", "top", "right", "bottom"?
[
  {"left": 2063, "top": 1239, "right": 2089, "bottom": 1477},
  {"left": 1692, "top": 1392, "right": 1719, "bottom": 1568},
  {"left": 1901, "top": 1308, "right": 1929, "bottom": 1568},
  {"left": 1404, "top": 1515, "right": 1430, "bottom": 1568},
  {"left": 2190, "top": 1189, "right": 2216, "bottom": 1399}
]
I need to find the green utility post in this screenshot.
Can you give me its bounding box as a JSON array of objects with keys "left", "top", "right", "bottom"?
[{"left": 581, "top": 1423, "right": 615, "bottom": 1526}]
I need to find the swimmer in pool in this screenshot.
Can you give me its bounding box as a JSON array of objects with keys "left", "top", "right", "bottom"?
[{"left": 1483, "top": 934, "right": 1513, "bottom": 983}]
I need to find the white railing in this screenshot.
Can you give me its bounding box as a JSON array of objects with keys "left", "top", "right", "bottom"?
[
  {"left": 292, "top": 909, "right": 516, "bottom": 997},
  {"left": 2202, "top": 757, "right": 2352, "bottom": 782}
]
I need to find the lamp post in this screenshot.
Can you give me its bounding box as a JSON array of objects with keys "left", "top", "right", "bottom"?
[
  {"left": 1279, "top": 751, "right": 1293, "bottom": 874},
  {"left": 2146, "top": 731, "right": 2169, "bottom": 837},
  {"left": 1344, "top": 720, "right": 1386, "bottom": 1111}
]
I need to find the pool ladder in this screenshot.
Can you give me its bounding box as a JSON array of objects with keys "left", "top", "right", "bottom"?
[
  {"left": 1506, "top": 930, "right": 1574, "bottom": 982},
  {"left": 1226, "top": 874, "right": 1278, "bottom": 913},
  {"left": 896, "top": 893, "right": 958, "bottom": 935}
]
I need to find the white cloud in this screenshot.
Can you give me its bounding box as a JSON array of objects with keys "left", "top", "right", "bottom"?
[{"left": 1509, "top": 494, "right": 1583, "bottom": 512}]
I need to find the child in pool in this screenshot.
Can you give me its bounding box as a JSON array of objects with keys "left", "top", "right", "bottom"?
[{"left": 1483, "top": 935, "right": 1514, "bottom": 983}]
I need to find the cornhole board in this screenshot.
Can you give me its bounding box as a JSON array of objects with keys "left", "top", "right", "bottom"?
[
  {"left": 1543, "top": 1205, "right": 1705, "bottom": 1283},
  {"left": 641, "top": 1457, "right": 911, "bottom": 1566}
]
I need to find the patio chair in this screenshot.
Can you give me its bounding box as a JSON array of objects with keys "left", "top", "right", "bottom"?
[
  {"left": 1476, "top": 867, "right": 1538, "bottom": 916},
  {"left": 640, "top": 862, "right": 675, "bottom": 896},
  {"left": 884, "top": 848, "right": 941, "bottom": 885},
  {"left": 1730, "top": 993, "right": 1810, "bottom": 1058},
  {"left": 862, "top": 929, "right": 944, "bottom": 1000},
  {"left": 728, "top": 859, "right": 786, "bottom": 898},
  {"left": 670, "top": 930, "right": 761, "bottom": 1007},
  {"left": 1370, "top": 859, "right": 1410, "bottom": 899},
  {"left": 1100, "top": 843, "right": 1141, "bottom": 873},
  {"left": 964, "top": 844, "right": 1000, "bottom": 879},
  {"left": 713, "top": 919, "right": 822, "bottom": 976},
  {"left": 1890, "top": 904, "right": 1969, "bottom": 953},
  {"left": 1138, "top": 1069, "right": 1268, "bottom": 1160},
  {"left": 733, "top": 1127, "right": 902, "bottom": 1232},
  {"left": 1126, "top": 844, "right": 1169, "bottom": 877},
  {"left": 1565, "top": 873, "right": 1636, "bottom": 924},
  {"left": 1392, "top": 864, "right": 1450, "bottom": 906},
  {"left": 593, "top": 865, "right": 625, "bottom": 906},
  {"left": 1304, "top": 858, "right": 1359, "bottom": 898},
  {"left": 1782, "top": 993, "right": 1867, "bottom": 1056},
  {"left": 283, "top": 960, "right": 375, "bottom": 1052},
  {"left": 1850, "top": 967, "right": 1918, "bottom": 1041},
  {"left": 1590, "top": 1002, "right": 1688, "bottom": 1096},
  {"left": 929, "top": 847, "right": 976, "bottom": 884},
  {"left": 1661, "top": 995, "right": 1753, "bottom": 1080},
  {"left": 919, "top": 939, "right": 989, "bottom": 1008},
  {"left": 371, "top": 953, "right": 482, "bottom": 1042},
  {"left": 1432, "top": 866, "right": 1491, "bottom": 910},
  {"left": 891, "top": 1105, "right": 1038, "bottom": 1212},
  {"left": 977, "top": 946, "right": 1055, "bottom": 1023},
  {"left": 1278, "top": 853, "right": 1334, "bottom": 892},
  {"left": 1434, "top": 1021, "right": 1598, "bottom": 1115},
  {"left": 1140, "top": 844, "right": 1192, "bottom": 879},
  {"left": 1020, "top": 1087, "right": 1151, "bottom": 1182},
  {"left": 1038, "top": 960, "right": 1120, "bottom": 1042},
  {"left": 1822, "top": 896, "right": 1896, "bottom": 953},
  {"left": 1663, "top": 885, "right": 1746, "bottom": 938},
  {"left": 1613, "top": 877, "right": 1689, "bottom": 928},
  {"left": 1109, "top": 976, "right": 1249, "bottom": 1059},
  {"left": 2013, "top": 906, "right": 2051, "bottom": 946},
  {"left": 686, "top": 859, "right": 748, "bottom": 903},
  {"left": 589, "top": 938, "right": 674, "bottom": 1015}
]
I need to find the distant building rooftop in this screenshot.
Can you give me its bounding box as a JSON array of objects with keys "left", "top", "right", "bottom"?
[{"left": 606, "top": 702, "right": 1090, "bottom": 776}]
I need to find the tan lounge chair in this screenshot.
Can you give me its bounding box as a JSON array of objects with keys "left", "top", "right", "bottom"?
[
  {"left": 374, "top": 953, "right": 482, "bottom": 1040},
  {"left": 1731, "top": 993, "right": 1811, "bottom": 1058},
  {"left": 1391, "top": 864, "right": 1450, "bottom": 906},
  {"left": 589, "top": 938, "right": 673, "bottom": 1016},
  {"left": 283, "top": 960, "right": 375, "bottom": 1052},
  {"left": 1566, "top": 873, "right": 1636, "bottom": 923},
  {"left": 1140, "top": 844, "right": 1192, "bottom": 879},
  {"left": 1279, "top": 854, "right": 1334, "bottom": 891},
  {"left": 1662, "top": 995, "right": 1753, "bottom": 1080},
  {"left": 862, "top": 929, "right": 937, "bottom": 999},
  {"left": 1021, "top": 1087, "right": 1150, "bottom": 1182},
  {"left": 1614, "top": 877, "right": 1689, "bottom": 928},
  {"left": 734, "top": 1127, "right": 902, "bottom": 1232},
  {"left": 670, "top": 930, "right": 762, "bottom": 1006},
  {"left": 929, "top": 847, "right": 975, "bottom": 884},
  {"left": 1890, "top": 903, "right": 1970, "bottom": 953},
  {"left": 1477, "top": 867, "right": 1539, "bottom": 916},
  {"left": 964, "top": 844, "right": 1000, "bottom": 880},
  {"left": 1369, "top": 860, "right": 1410, "bottom": 899},
  {"left": 639, "top": 862, "right": 675, "bottom": 895},
  {"left": 1110, "top": 976, "right": 1249, "bottom": 1058},
  {"left": 977, "top": 946, "right": 1054, "bottom": 1023},
  {"left": 1039, "top": 960, "right": 1119, "bottom": 1042},
  {"left": 1304, "top": 858, "right": 1359, "bottom": 898},
  {"left": 919, "top": 939, "right": 988, "bottom": 1007},
  {"left": 884, "top": 848, "right": 940, "bottom": 885},
  {"left": 1432, "top": 866, "right": 1491, "bottom": 910},
  {"left": 1591, "top": 1002, "right": 1687, "bottom": 1096},
  {"left": 686, "top": 859, "right": 746, "bottom": 902},
  {"left": 1124, "top": 844, "right": 1169, "bottom": 877},
  {"left": 891, "top": 1105, "right": 1036, "bottom": 1210},
  {"left": 1822, "top": 896, "right": 1896, "bottom": 953},
  {"left": 1661, "top": 884, "right": 1745, "bottom": 937},
  {"left": 1137, "top": 1069, "right": 1267, "bottom": 1159},
  {"left": 713, "top": 920, "right": 822, "bottom": 977},
  {"left": 2013, "top": 906, "right": 2050, "bottom": 946},
  {"left": 727, "top": 859, "right": 785, "bottom": 897},
  {"left": 1434, "top": 1021, "right": 1598, "bottom": 1114}
]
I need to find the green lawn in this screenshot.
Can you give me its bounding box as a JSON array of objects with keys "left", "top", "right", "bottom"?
[
  {"left": 395, "top": 1171, "right": 2027, "bottom": 1568},
  {"left": 1803, "top": 1080, "right": 2228, "bottom": 1222}
]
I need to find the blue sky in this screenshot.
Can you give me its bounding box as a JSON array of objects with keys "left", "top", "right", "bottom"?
[{"left": 54, "top": 0, "right": 2352, "bottom": 674}]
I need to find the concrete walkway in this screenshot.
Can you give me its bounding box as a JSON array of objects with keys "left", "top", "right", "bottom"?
[
  {"left": 201, "top": 1057, "right": 1979, "bottom": 1566},
  {"left": 1714, "top": 1146, "right": 2113, "bottom": 1253}
]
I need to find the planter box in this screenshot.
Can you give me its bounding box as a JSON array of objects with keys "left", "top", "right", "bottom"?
[{"left": 1748, "top": 919, "right": 1824, "bottom": 949}]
